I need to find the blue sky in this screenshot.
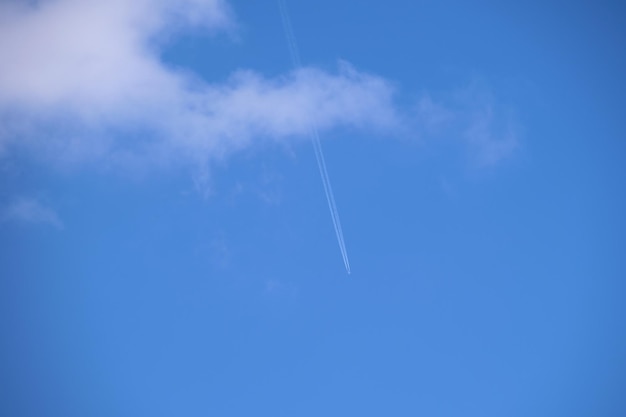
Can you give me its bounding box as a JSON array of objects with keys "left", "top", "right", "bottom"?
[{"left": 1, "top": 0, "right": 625, "bottom": 416}]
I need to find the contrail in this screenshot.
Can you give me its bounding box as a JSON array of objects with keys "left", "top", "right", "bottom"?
[{"left": 278, "top": 0, "right": 351, "bottom": 274}]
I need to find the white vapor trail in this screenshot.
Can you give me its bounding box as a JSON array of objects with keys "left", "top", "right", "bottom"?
[{"left": 278, "top": 0, "right": 351, "bottom": 274}]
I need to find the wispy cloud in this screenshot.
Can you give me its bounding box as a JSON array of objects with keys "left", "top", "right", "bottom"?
[
  {"left": 417, "top": 84, "right": 519, "bottom": 167},
  {"left": 264, "top": 279, "right": 298, "bottom": 299},
  {"left": 0, "top": 0, "right": 397, "bottom": 168},
  {"left": 463, "top": 102, "right": 518, "bottom": 167},
  {"left": 2, "top": 197, "right": 63, "bottom": 229}
]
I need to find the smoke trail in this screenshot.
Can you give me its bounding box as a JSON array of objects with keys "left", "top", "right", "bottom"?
[{"left": 278, "top": 0, "right": 351, "bottom": 274}]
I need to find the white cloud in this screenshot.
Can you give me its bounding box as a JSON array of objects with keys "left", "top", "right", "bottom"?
[
  {"left": 0, "top": 0, "right": 398, "bottom": 168},
  {"left": 0, "top": 0, "right": 519, "bottom": 177},
  {"left": 2, "top": 197, "right": 63, "bottom": 229}
]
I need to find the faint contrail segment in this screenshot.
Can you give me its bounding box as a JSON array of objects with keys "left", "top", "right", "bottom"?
[{"left": 278, "top": 0, "right": 351, "bottom": 274}]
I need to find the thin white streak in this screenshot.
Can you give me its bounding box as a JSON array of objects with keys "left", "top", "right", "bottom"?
[{"left": 278, "top": 0, "right": 351, "bottom": 274}]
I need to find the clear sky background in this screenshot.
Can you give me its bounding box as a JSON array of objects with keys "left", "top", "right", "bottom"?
[{"left": 1, "top": 0, "right": 625, "bottom": 416}]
